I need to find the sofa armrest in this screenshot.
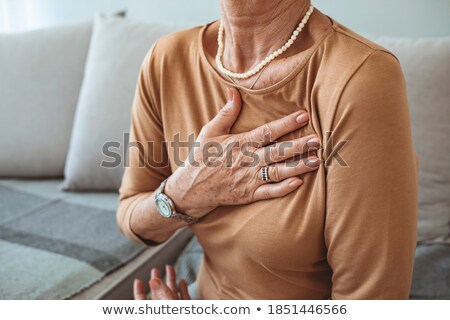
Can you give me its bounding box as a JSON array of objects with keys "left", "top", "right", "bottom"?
[{"left": 71, "top": 228, "right": 193, "bottom": 300}]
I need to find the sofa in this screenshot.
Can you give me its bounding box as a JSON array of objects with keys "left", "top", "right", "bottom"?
[{"left": 0, "top": 14, "right": 449, "bottom": 299}]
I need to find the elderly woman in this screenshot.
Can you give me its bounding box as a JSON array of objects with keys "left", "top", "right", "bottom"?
[{"left": 118, "top": 0, "right": 418, "bottom": 300}]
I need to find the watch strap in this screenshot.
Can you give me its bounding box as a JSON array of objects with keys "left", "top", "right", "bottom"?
[
  {"left": 156, "top": 179, "right": 200, "bottom": 224},
  {"left": 170, "top": 212, "right": 200, "bottom": 224}
]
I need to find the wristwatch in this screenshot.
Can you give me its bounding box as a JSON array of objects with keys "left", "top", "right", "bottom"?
[{"left": 154, "top": 179, "right": 200, "bottom": 224}]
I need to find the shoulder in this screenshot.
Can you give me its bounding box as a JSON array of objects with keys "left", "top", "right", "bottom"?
[
  {"left": 316, "top": 18, "right": 407, "bottom": 118},
  {"left": 335, "top": 22, "right": 406, "bottom": 95},
  {"left": 151, "top": 24, "right": 205, "bottom": 62},
  {"left": 335, "top": 47, "right": 407, "bottom": 120},
  {"left": 139, "top": 23, "right": 207, "bottom": 82},
  {"left": 314, "top": 16, "right": 405, "bottom": 110},
  {"left": 317, "top": 16, "right": 403, "bottom": 88},
  {"left": 330, "top": 17, "right": 400, "bottom": 64},
  {"left": 138, "top": 23, "right": 205, "bottom": 85}
]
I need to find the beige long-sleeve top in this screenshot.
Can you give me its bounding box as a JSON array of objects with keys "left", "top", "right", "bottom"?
[{"left": 117, "top": 14, "right": 418, "bottom": 299}]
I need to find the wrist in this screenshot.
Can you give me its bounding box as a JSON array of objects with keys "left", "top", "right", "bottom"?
[
  {"left": 129, "top": 195, "right": 174, "bottom": 243},
  {"left": 164, "top": 175, "right": 213, "bottom": 218}
]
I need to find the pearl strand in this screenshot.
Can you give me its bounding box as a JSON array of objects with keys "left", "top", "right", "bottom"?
[{"left": 216, "top": 5, "right": 314, "bottom": 80}]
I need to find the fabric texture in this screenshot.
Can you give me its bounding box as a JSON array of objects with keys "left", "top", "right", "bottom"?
[
  {"left": 118, "top": 10, "right": 418, "bottom": 299},
  {"left": 0, "top": 179, "right": 144, "bottom": 299},
  {"left": 174, "top": 237, "right": 203, "bottom": 300},
  {"left": 364, "top": 35, "right": 450, "bottom": 243},
  {"left": 0, "top": 21, "right": 92, "bottom": 177},
  {"left": 174, "top": 237, "right": 450, "bottom": 299},
  {"left": 409, "top": 243, "right": 450, "bottom": 299},
  {"left": 62, "top": 15, "right": 182, "bottom": 191}
]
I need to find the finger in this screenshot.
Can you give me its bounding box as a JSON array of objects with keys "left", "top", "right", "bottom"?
[
  {"left": 200, "top": 87, "right": 242, "bottom": 137},
  {"left": 264, "top": 156, "right": 321, "bottom": 183},
  {"left": 165, "top": 264, "right": 178, "bottom": 295},
  {"left": 133, "top": 279, "right": 148, "bottom": 300},
  {"left": 151, "top": 267, "right": 162, "bottom": 281},
  {"left": 178, "top": 279, "right": 191, "bottom": 300},
  {"left": 150, "top": 278, "right": 178, "bottom": 300},
  {"left": 255, "top": 134, "right": 320, "bottom": 165},
  {"left": 253, "top": 177, "right": 303, "bottom": 201},
  {"left": 246, "top": 110, "right": 309, "bottom": 147}
]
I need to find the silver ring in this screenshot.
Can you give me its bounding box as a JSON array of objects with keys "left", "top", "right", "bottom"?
[{"left": 260, "top": 166, "right": 272, "bottom": 183}]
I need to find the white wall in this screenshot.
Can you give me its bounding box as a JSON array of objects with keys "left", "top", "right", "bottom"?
[
  {"left": 1, "top": 0, "right": 449, "bottom": 37},
  {"left": 315, "top": 0, "right": 450, "bottom": 37}
]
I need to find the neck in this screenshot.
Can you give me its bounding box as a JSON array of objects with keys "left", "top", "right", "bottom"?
[{"left": 220, "top": 0, "right": 311, "bottom": 73}]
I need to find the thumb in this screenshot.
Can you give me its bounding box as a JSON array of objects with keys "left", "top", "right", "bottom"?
[{"left": 204, "top": 87, "right": 242, "bottom": 137}]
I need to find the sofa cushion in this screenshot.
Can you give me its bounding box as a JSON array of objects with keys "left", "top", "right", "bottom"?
[
  {"left": 61, "top": 15, "right": 182, "bottom": 191},
  {"left": 0, "top": 178, "right": 193, "bottom": 299},
  {"left": 0, "top": 179, "right": 139, "bottom": 299},
  {"left": 409, "top": 244, "right": 450, "bottom": 299},
  {"left": 0, "top": 21, "right": 92, "bottom": 177},
  {"left": 366, "top": 36, "right": 450, "bottom": 242}
]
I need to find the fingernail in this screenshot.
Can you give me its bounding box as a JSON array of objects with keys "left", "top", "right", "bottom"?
[
  {"left": 306, "top": 157, "right": 321, "bottom": 167},
  {"left": 289, "top": 179, "right": 302, "bottom": 188},
  {"left": 223, "top": 102, "right": 232, "bottom": 110},
  {"left": 223, "top": 89, "right": 234, "bottom": 110},
  {"left": 296, "top": 112, "right": 309, "bottom": 124},
  {"left": 306, "top": 136, "right": 321, "bottom": 148}
]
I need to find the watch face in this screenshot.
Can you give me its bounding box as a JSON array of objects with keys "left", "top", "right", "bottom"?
[{"left": 156, "top": 198, "right": 172, "bottom": 218}]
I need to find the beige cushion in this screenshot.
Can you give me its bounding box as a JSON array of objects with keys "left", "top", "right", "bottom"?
[
  {"left": 366, "top": 36, "right": 450, "bottom": 241},
  {"left": 0, "top": 21, "right": 92, "bottom": 177},
  {"left": 62, "top": 15, "right": 181, "bottom": 191}
]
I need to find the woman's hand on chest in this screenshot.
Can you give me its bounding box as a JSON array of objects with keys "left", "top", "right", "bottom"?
[{"left": 165, "top": 87, "right": 321, "bottom": 219}]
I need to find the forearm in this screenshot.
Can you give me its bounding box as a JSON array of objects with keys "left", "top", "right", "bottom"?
[{"left": 119, "top": 191, "right": 189, "bottom": 245}]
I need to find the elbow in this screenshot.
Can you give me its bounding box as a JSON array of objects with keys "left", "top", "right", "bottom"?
[
  {"left": 117, "top": 193, "right": 169, "bottom": 246},
  {"left": 116, "top": 200, "right": 137, "bottom": 243},
  {"left": 116, "top": 195, "right": 145, "bottom": 244}
]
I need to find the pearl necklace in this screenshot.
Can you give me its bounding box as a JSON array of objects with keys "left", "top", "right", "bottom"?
[{"left": 216, "top": 5, "right": 315, "bottom": 80}]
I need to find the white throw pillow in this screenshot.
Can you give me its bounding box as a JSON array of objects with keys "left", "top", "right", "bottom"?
[
  {"left": 366, "top": 35, "right": 450, "bottom": 242},
  {"left": 0, "top": 21, "right": 92, "bottom": 177},
  {"left": 62, "top": 15, "right": 181, "bottom": 191}
]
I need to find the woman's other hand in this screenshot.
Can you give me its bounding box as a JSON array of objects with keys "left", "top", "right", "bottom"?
[
  {"left": 165, "top": 87, "right": 321, "bottom": 218},
  {"left": 134, "top": 264, "right": 191, "bottom": 300}
]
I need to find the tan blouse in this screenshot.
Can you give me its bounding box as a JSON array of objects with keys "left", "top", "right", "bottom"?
[{"left": 117, "top": 15, "right": 418, "bottom": 299}]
